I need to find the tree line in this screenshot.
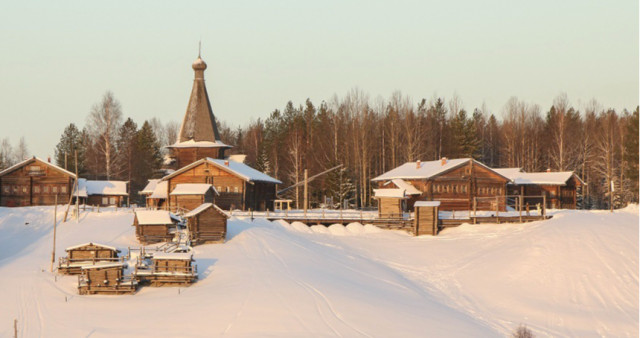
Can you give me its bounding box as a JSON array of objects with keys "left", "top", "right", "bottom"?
[
  {"left": 1, "top": 89, "right": 636, "bottom": 210},
  {"left": 220, "top": 89, "right": 638, "bottom": 210}
]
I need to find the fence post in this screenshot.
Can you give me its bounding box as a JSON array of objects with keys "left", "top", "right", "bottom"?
[
  {"left": 495, "top": 196, "right": 499, "bottom": 218},
  {"left": 519, "top": 196, "right": 522, "bottom": 223},
  {"left": 473, "top": 197, "right": 477, "bottom": 224},
  {"left": 542, "top": 193, "right": 546, "bottom": 219}
]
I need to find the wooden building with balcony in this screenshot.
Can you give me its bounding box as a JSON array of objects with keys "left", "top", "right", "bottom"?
[
  {"left": 0, "top": 157, "right": 76, "bottom": 207},
  {"left": 372, "top": 158, "right": 511, "bottom": 211},
  {"left": 494, "top": 168, "right": 584, "bottom": 209}
]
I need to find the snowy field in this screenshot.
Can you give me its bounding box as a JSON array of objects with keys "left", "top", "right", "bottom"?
[{"left": 0, "top": 206, "right": 637, "bottom": 337}]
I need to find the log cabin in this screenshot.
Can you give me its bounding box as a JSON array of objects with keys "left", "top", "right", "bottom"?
[
  {"left": 494, "top": 168, "right": 584, "bottom": 209},
  {"left": 372, "top": 158, "right": 511, "bottom": 211},
  {"left": 169, "top": 183, "right": 217, "bottom": 212},
  {"left": 134, "top": 210, "right": 178, "bottom": 244},
  {"left": 165, "top": 54, "right": 232, "bottom": 169},
  {"left": 58, "top": 242, "right": 121, "bottom": 275},
  {"left": 133, "top": 252, "right": 197, "bottom": 287},
  {"left": 0, "top": 157, "right": 76, "bottom": 207},
  {"left": 140, "top": 179, "right": 168, "bottom": 208},
  {"left": 74, "top": 179, "right": 129, "bottom": 206},
  {"left": 183, "top": 203, "right": 229, "bottom": 244},
  {"left": 161, "top": 158, "right": 281, "bottom": 211},
  {"left": 77, "top": 263, "right": 137, "bottom": 295}
]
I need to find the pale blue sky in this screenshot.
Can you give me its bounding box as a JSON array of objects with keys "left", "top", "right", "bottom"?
[{"left": 1, "top": 0, "right": 637, "bottom": 158}]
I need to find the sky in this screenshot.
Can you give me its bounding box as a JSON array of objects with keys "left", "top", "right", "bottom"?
[{"left": 1, "top": 0, "right": 638, "bottom": 159}]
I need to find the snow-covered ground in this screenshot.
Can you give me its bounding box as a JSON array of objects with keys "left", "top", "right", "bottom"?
[{"left": 0, "top": 206, "right": 637, "bottom": 337}]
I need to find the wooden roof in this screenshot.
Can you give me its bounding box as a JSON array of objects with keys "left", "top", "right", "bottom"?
[
  {"left": 171, "top": 54, "right": 230, "bottom": 148},
  {"left": 0, "top": 157, "right": 76, "bottom": 178}
]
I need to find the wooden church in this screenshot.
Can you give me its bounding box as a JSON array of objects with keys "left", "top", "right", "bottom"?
[{"left": 156, "top": 53, "right": 280, "bottom": 211}]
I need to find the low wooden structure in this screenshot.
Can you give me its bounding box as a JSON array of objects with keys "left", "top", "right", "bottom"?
[
  {"left": 77, "top": 263, "right": 137, "bottom": 295},
  {"left": 134, "top": 210, "right": 178, "bottom": 244},
  {"left": 140, "top": 179, "right": 167, "bottom": 208},
  {"left": 372, "top": 158, "right": 511, "bottom": 211},
  {"left": 134, "top": 252, "right": 197, "bottom": 287},
  {"left": 414, "top": 201, "right": 440, "bottom": 236},
  {"left": 58, "top": 242, "right": 121, "bottom": 275},
  {"left": 494, "top": 168, "right": 584, "bottom": 209},
  {"left": 373, "top": 188, "right": 407, "bottom": 218},
  {"left": 0, "top": 157, "right": 76, "bottom": 207},
  {"left": 74, "top": 179, "right": 129, "bottom": 206},
  {"left": 169, "top": 183, "right": 217, "bottom": 211},
  {"left": 183, "top": 203, "right": 229, "bottom": 244}
]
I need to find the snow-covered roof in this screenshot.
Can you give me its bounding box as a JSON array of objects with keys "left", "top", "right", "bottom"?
[
  {"left": 153, "top": 252, "right": 193, "bottom": 260},
  {"left": 162, "top": 158, "right": 282, "bottom": 184},
  {"left": 75, "top": 179, "right": 128, "bottom": 196},
  {"left": 390, "top": 179, "right": 422, "bottom": 195},
  {"left": 140, "top": 179, "right": 160, "bottom": 195},
  {"left": 135, "top": 210, "right": 174, "bottom": 225},
  {"left": 183, "top": 203, "right": 229, "bottom": 218},
  {"left": 373, "top": 158, "right": 476, "bottom": 181},
  {"left": 373, "top": 188, "right": 407, "bottom": 198},
  {"left": 0, "top": 156, "right": 76, "bottom": 178},
  {"left": 149, "top": 181, "right": 169, "bottom": 199},
  {"left": 509, "top": 172, "right": 581, "bottom": 186},
  {"left": 414, "top": 201, "right": 441, "bottom": 207},
  {"left": 166, "top": 140, "right": 231, "bottom": 148},
  {"left": 493, "top": 168, "right": 523, "bottom": 181},
  {"left": 66, "top": 242, "right": 118, "bottom": 252},
  {"left": 170, "top": 183, "right": 218, "bottom": 196}
]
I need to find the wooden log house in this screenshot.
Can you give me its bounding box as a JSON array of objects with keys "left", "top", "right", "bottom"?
[
  {"left": 169, "top": 183, "right": 217, "bottom": 212},
  {"left": 494, "top": 168, "right": 585, "bottom": 209},
  {"left": 133, "top": 252, "right": 197, "bottom": 287},
  {"left": 183, "top": 203, "right": 229, "bottom": 244},
  {"left": 58, "top": 242, "right": 121, "bottom": 275},
  {"left": 77, "top": 263, "right": 137, "bottom": 295},
  {"left": 161, "top": 158, "right": 281, "bottom": 211},
  {"left": 0, "top": 157, "right": 76, "bottom": 207},
  {"left": 372, "top": 158, "right": 511, "bottom": 211},
  {"left": 134, "top": 210, "right": 178, "bottom": 244}
]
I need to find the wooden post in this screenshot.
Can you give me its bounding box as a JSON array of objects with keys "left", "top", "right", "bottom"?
[
  {"left": 50, "top": 195, "right": 58, "bottom": 272},
  {"left": 542, "top": 193, "right": 547, "bottom": 219},
  {"left": 303, "top": 169, "right": 308, "bottom": 217},
  {"left": 14, "top": 318, "right": 17, "bottom": 338},
  {"left": 495, "top": 195, "right": 499, "bottom": 217},
  {"left": 75, "top": 150, "right": 79, "bottom": 223},
  {"left": 473, "top": 197, "right": 477, "bottom": 224},
  {"left": 518, "top": 196, "right": 522, "bottom": 223}
]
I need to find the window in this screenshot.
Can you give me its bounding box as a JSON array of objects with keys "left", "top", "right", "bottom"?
[
  {"left": 234, "top": 186, "right": 239, "bottom": 193},
  {"left": 226, "top": 186, "right": 230, "bottom": 193},
  {"left": 3, "top": 186, "right": 9, "bottom": 193},
  {"left": 44, "top": 186, "right": 50, "bottom": 193},
  {"left": 217, "top": 186, "right": 222, "bottom": 193},
  {"left": 13, "top": 186, "right": 18, "bottom": 193},
  {"left": 61, "top": 186, "right": 67, "bottom": 193},
  {"left": 102, "top": 197, "right": 109, "bottom": 205},
  {"left": 33, "top": 186, "right": 40, "bottom": 194},
  {"left": 52, "top": 186, "right": 58, "bottom": 193},
  {"left": 22, "top": 186, "right": 27, "bottom": 194}
]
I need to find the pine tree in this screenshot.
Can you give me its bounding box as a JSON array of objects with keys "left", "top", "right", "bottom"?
[
  {"left": 325, "top": 162, "right": 355, "bottom": 208},
  {"left": 54, "top": 123, "right": 86, "bottom": 174},
  {"left": 115, "top": 118, "right": 138, "bottom": 182},
  {"left": 133, "top": 121, "right": 162, "bottom": 203},
  {"left": 450, "top": 109, "right": 479, "bottom": 158}
]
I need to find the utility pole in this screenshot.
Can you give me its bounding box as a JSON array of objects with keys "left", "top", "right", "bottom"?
[
  {"left": 75, "top": 150, "right": 79, "bottom": 222},
  {"left": 64, "top": 152, "right": 67, "bottom": 171},
  {"left": 303, "top": 169, "right": 308, "bottom": 217},
  {"left": 50, "top": 195, "right": 57, "bottom": 272}
]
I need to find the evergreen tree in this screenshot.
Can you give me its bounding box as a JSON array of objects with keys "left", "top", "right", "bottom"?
[
  {"left": 450, "top": 109, "right": 479, "bottom": 158},
  {"left": 133, "top": 121, "right": 162, "bottom": 203},
  {"left": 324, "top": 162, "right": 355, "bottom": 208},
  {"left": 115, "top": 118, "right": 138, "bottom": 182},
  {"left": 54, "top": 123, "right": 86, "bottom": 174}
]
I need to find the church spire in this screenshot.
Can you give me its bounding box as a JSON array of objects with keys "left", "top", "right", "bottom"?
[{"left": 177, "top": 52, "right": 223, "bottom": 143}]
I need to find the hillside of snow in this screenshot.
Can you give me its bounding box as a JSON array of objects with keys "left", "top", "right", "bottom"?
[{"left": 0, "top": 206, "right": 637, "bottom": 337}]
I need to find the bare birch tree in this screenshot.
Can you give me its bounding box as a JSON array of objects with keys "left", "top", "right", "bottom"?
[{"left": 87, "top": 91, "right": 123, "bottom": 180}]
